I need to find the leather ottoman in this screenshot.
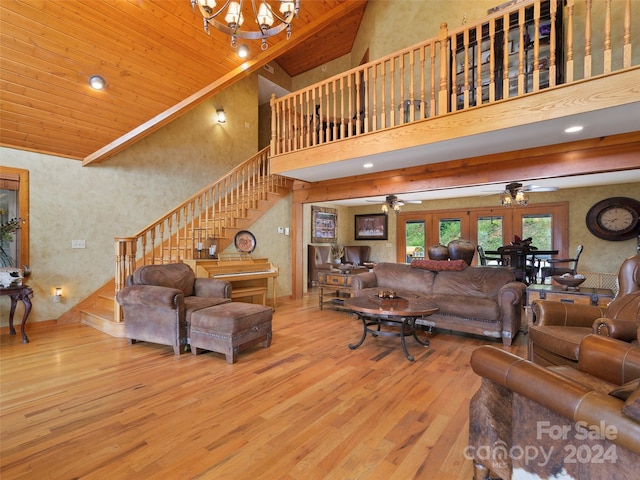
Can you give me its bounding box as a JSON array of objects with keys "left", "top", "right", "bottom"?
[{"left": 190, "top": 302, "right": 273, "bottom": 363}]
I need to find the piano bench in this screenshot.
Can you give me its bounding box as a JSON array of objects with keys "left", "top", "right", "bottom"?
[{"left": 190, "top": 302, "right": 273, "bottom": 364}]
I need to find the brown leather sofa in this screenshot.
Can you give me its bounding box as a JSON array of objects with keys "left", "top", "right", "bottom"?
[
  {"left": 529, "top": 254, "right": 640, "bottom": 367},
  {"left": 116, "top": 263, "right": 232, "bottom": 354},
  {"left": 352, "top": 262, "right": 525, "bottom": 345},
  {"left": 469, "top": 334, "right": 640, "bottom": 480}
]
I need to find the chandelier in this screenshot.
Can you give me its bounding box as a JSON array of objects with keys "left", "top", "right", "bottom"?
[
  {"left": 500, "top": 183, "right": 529, "bottom": 207},
  {"left": 191, "top": 0, "right": 300, "bottom": 51}
]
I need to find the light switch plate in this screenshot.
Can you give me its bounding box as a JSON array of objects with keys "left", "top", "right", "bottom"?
[{"left": 72, "top": 240, "right": 86, "bottom": 249}]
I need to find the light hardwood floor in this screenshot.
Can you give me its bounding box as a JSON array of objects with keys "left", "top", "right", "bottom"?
[{"left": 1, "top": 292, "right": 527, "bottom": 479}]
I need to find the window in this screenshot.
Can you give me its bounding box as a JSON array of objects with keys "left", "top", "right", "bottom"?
[
  {"left": 439, "top": 218, "right": 462, "bottom": 245},
  {"left": 405, "top": 220, "right": 425, "bottom": 262},
  {"left": 0, "top": 167, "right": 29, "bottom": 268},
  {"left": 477, "top": 215, "right": 504, "bottom": 251}
]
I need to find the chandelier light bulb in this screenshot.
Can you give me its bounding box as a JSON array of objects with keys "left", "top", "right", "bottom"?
[{"left": 257, "top": 2, "right": 274, "bottom": 28}]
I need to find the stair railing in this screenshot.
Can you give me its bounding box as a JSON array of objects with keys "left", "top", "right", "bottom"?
[
  {"left": 114, "top": 146, "right": 288, "bottom": 321},
  {"left": 270, "top": 0, "right": 635, "bottom": 156}
]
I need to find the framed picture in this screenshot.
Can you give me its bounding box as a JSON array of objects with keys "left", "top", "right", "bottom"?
[
  {"left": 311, "top": 206, "right": 337, "bottom": 243},
  {"left": 354, "top": 213, "right": 388, "bottom": 240}
]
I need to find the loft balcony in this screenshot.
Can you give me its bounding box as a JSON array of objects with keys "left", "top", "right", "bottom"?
[{"left": 268, "top": 0, "right": 640, "bottom": 185}]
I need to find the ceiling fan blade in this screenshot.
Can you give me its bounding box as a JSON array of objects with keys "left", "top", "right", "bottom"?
[
  {"left": 406, "top": 200, "right": 422, "bottom": 204},
  {"left": 521, "top": 185, "right": 559, "bottom": 192}
]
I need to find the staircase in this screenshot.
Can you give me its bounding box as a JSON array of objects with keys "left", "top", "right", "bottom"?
[{"left": 60, "top": 147, "right": 293, "bottom": 337}]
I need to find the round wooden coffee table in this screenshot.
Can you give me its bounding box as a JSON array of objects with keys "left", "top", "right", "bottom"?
[{"left": 343, "top": 295, "right": 438, "bottom": 362}]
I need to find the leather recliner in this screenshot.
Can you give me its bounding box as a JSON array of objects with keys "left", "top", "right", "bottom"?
[
  {"left": 469, "top": 334, "right": 640, "bottom": 480},
  {"left": 343, "top": 245, "right": 371, "bottom": 266},
  {"left": 528, "top": 254, "right": 640, "bottom": 367},
  {"left": 116, "top": 263, "right": 232, "bottom": 354}
]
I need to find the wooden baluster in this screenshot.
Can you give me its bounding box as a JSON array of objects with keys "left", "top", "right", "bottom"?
[
  {"left": 603, "top": 0, "right": 612, "bottom": 73},
  {"left": 270, "top": 94, "right": 277, "bottom": 156},
  {"left": 566, "top": 0, "right": 575, "bottom": 82},
  {"left": 438, "top": 22, "right": 448, "bottom": 115},
  {"left": 363, "top": 67, "right": 369, "bottom": 133},
  {"left": 463, "top": 29, "right": 470, "bottom": 109},
  {"left": 339, "top": 77, "right": 345, "bottom": 139},
  {"left": 347, "top": 75, "right": 353, "bottom": 139},
  {"left": 390, "top": 58, "right": 396, "bottom": 124},
  {"left": 332, "top": 80, "right": 337, "bottom": 139},
  {"left": 409, "top": 50, "right": 415, "bottom": 121},
  {"left": 503, "top": 13, "right": 510, "bottom": 99},
  {"left": 549, "top": 0, "right": 557, "bottom": 87},
  {"left": 623, "top": 0, "right": 631, "bottom": 68},
  {"left": 419, "top": 46, "right": 425, "bottom": 119},
  {"left": 533, "top": 0, "right": 541, "bottom": 91},
  {"left": 584, "top": 0, "right": 593, "bottom": 78},
  {"left": 517, "top": 7, "right": 525, "bottom": 95},
  {"left": 356, "top": 69, "right": 363, "bottom": 134},
  {"left": 399, "top": 54, "right": 405, "bottom": 121},
  {"left": 488, "top": 20, "right": 495, "bottom": 102},
  {"left": 429, "top": 42, "right": 436, "bottom": 118},
  {"left": 380, "top": 61, "right": 387, "bottom": 129},
  {"left": 476, "top": 24, "right": 483, "bottom": 105},
  {"left": 372, "top": 65, "right": 378, "bottom": 131}
]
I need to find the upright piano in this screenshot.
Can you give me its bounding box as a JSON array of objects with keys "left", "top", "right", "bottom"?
[{"left": 184, "top": 253, "right": 279, "bottom": 308}]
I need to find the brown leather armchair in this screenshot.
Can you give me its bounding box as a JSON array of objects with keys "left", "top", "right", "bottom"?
[
  {"left": 469, "top": 334, "right": 640, "bottom": 480},
  {"left": 307, "top": 244, "right": 332, "bottom": 287},
  {"left": 116, "top": 263, "right": 232, "bottom": 354},
  {"left": 343, "top": 245, "right": 371, "bottom": 266},
  {"left": 528, "top": 254, "right": 640, "bottom": 367}
]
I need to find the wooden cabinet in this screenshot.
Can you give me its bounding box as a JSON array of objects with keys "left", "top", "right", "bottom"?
[{"left": 317, "top": 269, "right": 367, "bottom": 310}]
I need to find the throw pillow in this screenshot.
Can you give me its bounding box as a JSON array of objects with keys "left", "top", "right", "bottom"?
[
  {"left": 411, "top": 259, "right": 467, "bottom": 271},
  {"left": 609, "top": 378, "right": 640, "bottom": 401}
]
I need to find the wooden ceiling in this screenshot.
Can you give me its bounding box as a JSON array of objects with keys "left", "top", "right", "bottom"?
[{"left": 0, "top": 0, "right": 367, "bottom": 162}]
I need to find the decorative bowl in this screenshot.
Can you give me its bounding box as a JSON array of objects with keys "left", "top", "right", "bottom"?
[{"left": 552, "top": 275, "right": 586, "bottom": 290}]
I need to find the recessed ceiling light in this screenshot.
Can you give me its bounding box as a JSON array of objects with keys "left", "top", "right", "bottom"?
[
  {"left": 564, "top": 125, "right": 583, "bottom": 133},
  {"left": 238, "top": 45, "right": 249, "bottom": 59},
  {"left": 363, "top": 163, "right": 373, "bottom": 169},
  {"left": 89, "top": 75, "right": 105, "bottom": 90}
]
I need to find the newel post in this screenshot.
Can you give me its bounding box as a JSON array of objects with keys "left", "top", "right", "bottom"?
[{"left": 114, "top": 237, "right": 137, "bottom": 322}]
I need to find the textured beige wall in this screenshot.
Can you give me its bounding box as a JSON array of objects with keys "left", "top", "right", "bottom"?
[{"left": 0, "top": 75, "right": 265, "bottom": 326}]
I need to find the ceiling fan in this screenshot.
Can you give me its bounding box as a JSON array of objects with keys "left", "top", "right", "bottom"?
[
  {"left": 367, "top": 194, "right": 422, "bottom": 213},
  {"left": 492, "top": 182, "right": 559, "bottom": 206}
]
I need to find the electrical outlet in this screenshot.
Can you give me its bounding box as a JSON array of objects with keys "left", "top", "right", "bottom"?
[
  {"left": 72, "top": 240, "right": 86, "bottom": 249},
  {"left": 277, "top": 227, "right": 284, "bottom": 234}
]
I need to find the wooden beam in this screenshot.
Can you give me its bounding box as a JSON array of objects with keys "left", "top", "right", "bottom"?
[{"left": 292, "top": 132, "right": 640, "bottom": 203}]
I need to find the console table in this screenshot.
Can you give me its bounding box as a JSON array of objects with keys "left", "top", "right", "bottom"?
[{"left": 1, "top": 284, "right": 33, "bottom": 343}]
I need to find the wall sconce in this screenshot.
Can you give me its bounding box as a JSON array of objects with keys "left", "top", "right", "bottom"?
[
  {"left": 53, "top": 287, "right": 62, "bottom": 303},
  {"left": 89, "top": 75, "right": 106, "bottom": 90},
  {"left": 217, "top": 109, "right": 226, "bottom": 123}
]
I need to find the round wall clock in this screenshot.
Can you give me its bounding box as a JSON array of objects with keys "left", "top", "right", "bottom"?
[{"left": 585, "top": 197, "right": 640, "bottom": 241}]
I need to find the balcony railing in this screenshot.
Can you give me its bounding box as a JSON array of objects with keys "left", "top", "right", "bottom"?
[{"left": 270, "top": 0, "right": 635, "bottom": 156}]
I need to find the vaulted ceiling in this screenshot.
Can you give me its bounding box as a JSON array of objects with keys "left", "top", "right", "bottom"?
[{"left": 0, "top": 0, "right": 367, "bottom": 163}]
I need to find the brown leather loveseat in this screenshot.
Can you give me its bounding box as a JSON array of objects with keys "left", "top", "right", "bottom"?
[
  {"left": 351, "top": 261, "right": 525, "bottom": 345},
  {"left": 468, "top": 334, "right": 640, "bottom": 480}
]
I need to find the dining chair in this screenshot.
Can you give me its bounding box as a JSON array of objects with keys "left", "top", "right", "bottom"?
[
  {"left": 540, "top": 245, "right": 584, "bottom": 284},
  {"left": 498, "top": 245, "right": 538, "bottom": 284},
  {"left": 477, "top": 246, "right": 502, "bottom": 266}
]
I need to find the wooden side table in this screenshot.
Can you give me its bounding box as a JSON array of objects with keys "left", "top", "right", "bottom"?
[
  {"left": 317, "top": 268, "right": 367, "bottom": 310},
  {"left": 1, "top": 284, "right": 33, "bottom": 343},
  {"left": 525, "top": 284, "right": 615, "bottom": 327}
]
